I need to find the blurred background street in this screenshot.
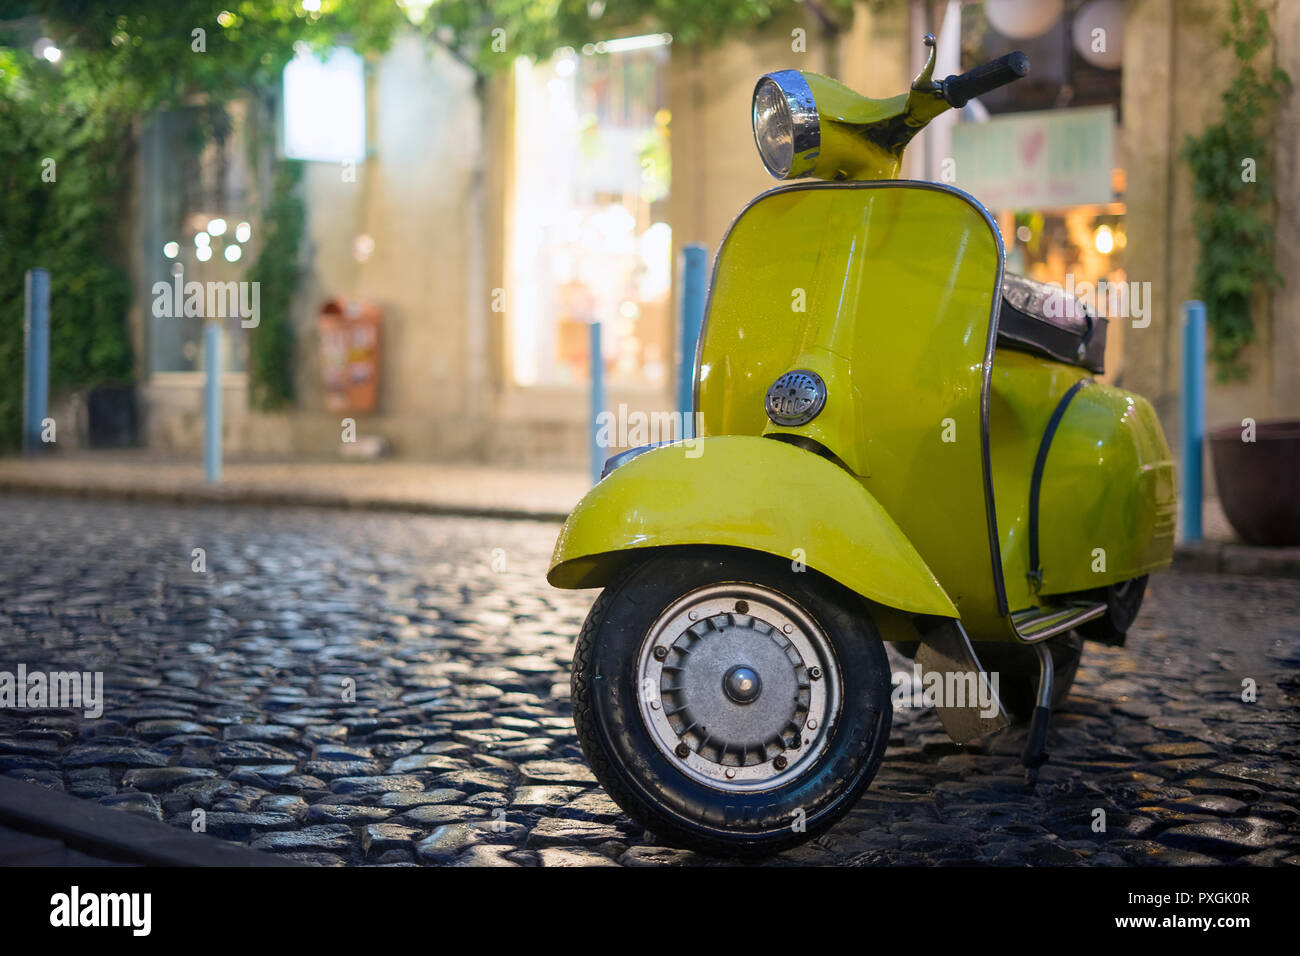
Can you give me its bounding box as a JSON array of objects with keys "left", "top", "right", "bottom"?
[{"left": 3, "top": 0, "right": 1300, "bottom": 869}]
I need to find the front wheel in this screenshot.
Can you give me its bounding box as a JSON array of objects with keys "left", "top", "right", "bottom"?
[{"left": 571, "top": 547, "right": 893, "bottom": 857}]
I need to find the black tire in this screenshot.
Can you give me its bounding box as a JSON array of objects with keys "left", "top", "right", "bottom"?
[
  {"left": 974, "top": 631, "right": 1084, "bottom": 722},
  {"left": 571, "top": 546, "right": 892, "bottom": 857},
  {"left": 1076, "top": 575, "right": 1149, "bottom": 645}
]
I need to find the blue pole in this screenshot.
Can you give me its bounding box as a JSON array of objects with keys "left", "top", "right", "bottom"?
[
  {"left": 589, "top": 321, "right": 605, "bottom": 485},
  {"left": 204, "top": 320, "right": 222, "bottom": 484},
  {"left": 23, "top": 268, "right": 50, "bottom": 455},
  {"left": 1181, "top": 300, "right": 1205, "bottom": 542},
  {"left": 678, "top": 244, "right": 708, "bottom": 439}
]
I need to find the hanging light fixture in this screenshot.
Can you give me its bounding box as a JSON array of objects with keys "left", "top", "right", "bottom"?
[
  {"left": 984, "top": 0, "right": 1063, "bottom": 39},
  {"left": 1072, "top": 0, "right": 1124, "bottom": 69}
]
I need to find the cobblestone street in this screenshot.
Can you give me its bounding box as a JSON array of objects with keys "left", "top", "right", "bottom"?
[{"left": 0, "top": 495, "right": 1296, "bottom": 867}]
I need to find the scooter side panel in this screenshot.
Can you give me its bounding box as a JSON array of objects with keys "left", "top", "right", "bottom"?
[
  {"left": 547, "top": 435, "right": 959, "bottom": 619},
  {"left": 986, "top": 349, "right": 1093, "bottom": 612},
  {"left": 1035, "top": 385, "right": 1178, "bottom": 594}
]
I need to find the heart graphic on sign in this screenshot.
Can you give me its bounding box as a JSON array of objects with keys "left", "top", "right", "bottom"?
[{"left": 1019, "top": 128, "right": 1045, "bottom": 167}]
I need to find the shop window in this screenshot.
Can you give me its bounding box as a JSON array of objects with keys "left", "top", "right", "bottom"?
[
  {"left": 952, "top": 1, "right": 1127, "bottom": 379},
  {"left": 143, "top": 106, "right": 256, "bottom": 374},
  {"left": 508, "top": 39, "right": 672, "bottom": 388}
]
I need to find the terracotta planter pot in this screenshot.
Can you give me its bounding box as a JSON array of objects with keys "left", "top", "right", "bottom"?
[{"left": 1208, "top": 419, "right": 1300, "bottom": 546}]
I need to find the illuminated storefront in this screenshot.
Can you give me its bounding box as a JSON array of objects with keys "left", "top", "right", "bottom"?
[{"left": 508, "top": 35, "right": 673, "bottom": 392}]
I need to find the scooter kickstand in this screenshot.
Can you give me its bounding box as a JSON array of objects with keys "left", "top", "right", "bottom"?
[{"left": 1021, "top": 643, "right": 1054, "bottom": 787}]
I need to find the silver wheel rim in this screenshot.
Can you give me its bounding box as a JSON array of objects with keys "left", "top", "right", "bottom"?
[{"left": 636, "top": 583, "right": 841, "bottom": 793}]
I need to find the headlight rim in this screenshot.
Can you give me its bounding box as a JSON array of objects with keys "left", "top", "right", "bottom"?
[{"left": 752, "top": 70, "right": 820, "bottom": 180}]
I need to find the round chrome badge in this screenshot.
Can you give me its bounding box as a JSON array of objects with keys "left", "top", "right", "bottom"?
[{"left": 765, "top": 370, "right": 827, "bottom": 427}]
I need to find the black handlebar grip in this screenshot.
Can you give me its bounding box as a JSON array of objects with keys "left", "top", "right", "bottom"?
[{"left": 942, "top": 51, "right": 1030, "bottom": 108}]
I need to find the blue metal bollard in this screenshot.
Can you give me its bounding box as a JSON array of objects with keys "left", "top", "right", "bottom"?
[
  {"left": 678, "top": 244, "right": 708, "bottom": 439},
  {"left": 1181, "top": 300, "right": 1206, "bottom": 542},
  {"left": 589, "top": 321, "right": 606, "bottom": 485},
  {"left": 204, "top": 320, "right": 223, "bottom": 484},
  {"left": 23, "top": 268, "right": 51, "bottom": 454}
]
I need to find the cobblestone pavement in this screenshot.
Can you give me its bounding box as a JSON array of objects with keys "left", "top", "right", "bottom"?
[{"left": 1, "top": 496, "right": 1296, "bottom": 867}]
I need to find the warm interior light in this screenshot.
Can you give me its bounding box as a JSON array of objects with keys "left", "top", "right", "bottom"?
[
  {"left": 1094, "top": 224, "right": 1114, "bottom": 255},
  {"left": 34, "top": 38, "right": 63, "bottom": 63}
]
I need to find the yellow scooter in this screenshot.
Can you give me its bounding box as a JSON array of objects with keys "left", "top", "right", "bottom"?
[{"left": 548, "top": 36, "right": 1176, "bottom": 855}]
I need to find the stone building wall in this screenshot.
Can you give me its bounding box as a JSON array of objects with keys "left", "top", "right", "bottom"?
[
  {"left": 1123, "top": 0, "right": 1300, "bottom": 461},
  {"left": 137, "top": 34, "right": 488, "bottom": 461}
]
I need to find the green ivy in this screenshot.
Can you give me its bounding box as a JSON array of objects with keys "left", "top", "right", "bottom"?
[
  {"left": 246, "top": 160, "right": 304, "bottom": 411},
  {"left": 422, "top": 0, "right": 857, "bottom": 70},
  {"left": 1182, "top": 0, "right": 1290, "bottom": 380},
  {"left": 0, "top": 46, "right": 134, "bottom": 452}
]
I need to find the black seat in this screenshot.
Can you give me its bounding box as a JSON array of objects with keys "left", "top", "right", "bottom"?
[{"left": 996, "top": 273, "right": 1106, "bottom": 374}]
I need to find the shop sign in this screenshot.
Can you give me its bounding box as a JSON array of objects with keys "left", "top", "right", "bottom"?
[{"left": 951, "top": 105, "right": 1115, "bottom": 210}]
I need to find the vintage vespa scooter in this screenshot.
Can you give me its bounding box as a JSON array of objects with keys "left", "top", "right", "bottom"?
[{"left": 548, "top": 36, "right": 1176, "bottom": 855}]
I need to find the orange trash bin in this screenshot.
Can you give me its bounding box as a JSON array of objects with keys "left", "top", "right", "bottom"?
[{"left": 318, "top": 298, "right": 381, "bottom": 413}]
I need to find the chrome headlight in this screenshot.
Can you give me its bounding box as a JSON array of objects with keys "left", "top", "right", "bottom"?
[{"left": 752, "top": 71, "right": 820, "bottom": 180}]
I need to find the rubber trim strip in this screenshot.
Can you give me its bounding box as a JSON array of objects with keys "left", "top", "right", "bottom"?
[{"left": 1027, "top": 377, "right": 1093, "bottom": 592}]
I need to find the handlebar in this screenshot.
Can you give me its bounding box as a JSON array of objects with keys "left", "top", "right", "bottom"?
[{"left": 941, "top": 52, "right": 1030, "bottom": 108}]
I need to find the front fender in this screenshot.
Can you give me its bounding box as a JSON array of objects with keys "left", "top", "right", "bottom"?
[{"left": 547, "top": 435, "right": 957, "bottom": 618}]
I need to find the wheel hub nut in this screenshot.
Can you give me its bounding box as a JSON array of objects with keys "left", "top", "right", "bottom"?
[
  {"left": 675, "top": 743, "right": 690, "bottom": 759},
  {"left": 773, "top": 755, "right": 788, "bottom": 770},
  {"left": 722, "top": 665, "right": 762, "bottom": 704}
]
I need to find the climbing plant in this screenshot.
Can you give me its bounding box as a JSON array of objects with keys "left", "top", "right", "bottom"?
[
  {"left": 421, "top": 0, "right": 858, "bottom": 69},
  {"left": 0, "top": 45, "right": 135, "bottom": 449},
  {"left": 246, "top": 160, "right": 304, "bottom": 411},
  {"left": 1182, "top": 0, "right": 1289, "bottom": 380}
]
